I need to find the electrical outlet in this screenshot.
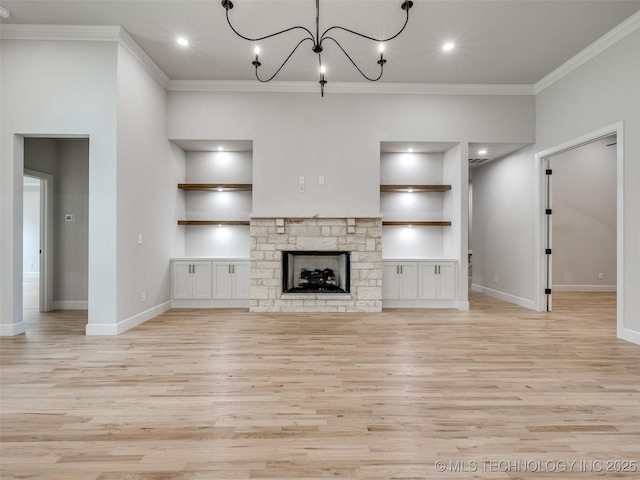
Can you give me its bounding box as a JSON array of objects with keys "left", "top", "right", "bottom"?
[
  {"left": 141, "top": 291, "right": 146, "bottom": 302},
  {"left": 598, "top": 272, "right": 604, "bottom": 280},
  {"left": 138, "top": 234, "right": 143, "bottom": 245},
  {"left": 493, "top": 275, "right": 498, "bottom": 284},
  {"left": 299, "top": 184, "right": 305, "bottom": 193},
  {"left": 319, "top": 176, "right": 325, "bottom": 185},
  {"left": 299, "top": 176, "right": 305, "bottom": 184}
]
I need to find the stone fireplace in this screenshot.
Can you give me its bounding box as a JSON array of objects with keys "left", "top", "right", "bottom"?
[{"left": 250, "top": 216, "right": 382, "bottom": 312}]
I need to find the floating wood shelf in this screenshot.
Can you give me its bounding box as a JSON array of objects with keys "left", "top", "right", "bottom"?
[
  {"left": 178, "top": 183, "right": 253, "bottom": 191},
  {"left": 178, "top": 220, "right": 250, "bottom": 226},
  {"left": 380, "top": 185, "right": 451, "bottom": 193},
  {"left": 382, "top": 221, "right": 452, "bottom": 227}
]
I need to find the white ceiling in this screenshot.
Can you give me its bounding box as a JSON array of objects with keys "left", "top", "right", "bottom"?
[
  {"left": 2, "top": 1, "right": 636, "bottom": 160},
  {"left": 2, "top": 0, "right": 639, "bottom": 85}
]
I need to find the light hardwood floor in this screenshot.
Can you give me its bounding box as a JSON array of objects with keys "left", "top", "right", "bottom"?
[{"left": 2, "top": 289, "right": 639, "bottom": 479}]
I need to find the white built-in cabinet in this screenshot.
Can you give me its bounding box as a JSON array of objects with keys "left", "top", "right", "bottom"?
[
  {"left": 171, "top": 145, "right": 253, "bottom": 308},
  {"left": 213, "top": 261, "right": 250, "bottom": 300},
  {"left": 382, "top": 262, "right": 418, "bottom": 300},
  {"left": 172, "top": 261, "right": 212, "bottom": 300},
  {"left": 171, "top": 259, "right": 250, "bottom": 307},
  {"left": 380, "top": 143, "right": 464, "bottom": 309},
  {"left": 418, "top": 261, "right": 456, "bottom": 300},
  {"left": 382, "top": 260, "right": 457, "bottom": 307}
]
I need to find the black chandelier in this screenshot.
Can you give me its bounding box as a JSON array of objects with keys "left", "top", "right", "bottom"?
[{"left": 220, "top": 0, "right": 414, "bottom": 96}]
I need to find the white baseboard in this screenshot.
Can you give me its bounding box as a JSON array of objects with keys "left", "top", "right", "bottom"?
[
  {"left": 0, "top": 322, "right": 26, "bottom": 336},
  {"left": 552, "top": 285, "right": 617, "bottom": 292},
  {"left": 86, "top": 300, "right": 172, "bottom": 336},
  {"left": 456, "top": 301, "right": 470, "bottom": 311},
  {"left": 471, "top": 284, "right": 537, "bottom": 310},
  {"left": 52, "top": 301, "right": 88, "bottom": 310},
  {"left": 618, "top": 326, "right": 640, "bottom": 346}
]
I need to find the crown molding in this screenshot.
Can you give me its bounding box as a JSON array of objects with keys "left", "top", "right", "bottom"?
[
  {"left": 168, "top": 80, "right": 535, "bottom": 96},
  {"left": 117, "top": 28, "right": 170, "bottom": 88},
  {"left": 0, "top": 24, "right": 169, "bottom": 88},
  {"left": 535, "top": 10, "right": 640, "bottom": 94},
  {"left": 0, "top": 23, "right": 122, "bottom": 41}
]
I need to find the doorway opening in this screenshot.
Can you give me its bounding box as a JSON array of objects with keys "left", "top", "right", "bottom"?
[
  {"left": 536, "top": 123, "right": 623, "bottom": 336},
  {"left": 21, "top": 137, "right": 89, "bottom": 332}
]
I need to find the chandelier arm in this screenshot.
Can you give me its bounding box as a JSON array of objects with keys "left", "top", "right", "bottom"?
[
  {"left": 323, "top": 37, "right": 384, "bottom": 82},
  {"left": 224, "top": 7, "right": 315, "bottom": 42},
  {"left": 319, "top": 8, "right": 409, "bottom": 44},
  {"left": 255, "top": 37, "right": 314, "bottom": 83}
]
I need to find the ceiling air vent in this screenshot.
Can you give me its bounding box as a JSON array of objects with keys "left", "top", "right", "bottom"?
[{"left": 468, "top": 158, "right": 491, "bottom": 165}]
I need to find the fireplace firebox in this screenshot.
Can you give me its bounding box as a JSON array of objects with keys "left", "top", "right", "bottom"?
[{"left": 282, "top": 251, "right": 350, "bottom": 294}]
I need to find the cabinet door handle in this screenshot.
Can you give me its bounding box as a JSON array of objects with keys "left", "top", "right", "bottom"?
[
  {"left": 438, "top": 265, "right": 441, "bottom": 274},
  {"left": 434, "top": 265, "right": 437, "bottom": 275},
  {"left": 192, "top": 264, "right": 196, "bottom": 274},
  {"left": 401, "top": 265, "right": 403, "bottom": 274},
  {"left": 189, "top": 264, "right": 192, "bottom": 274},
  {"left": 232, "top": 264, "right": 235, "bottom": 274}
]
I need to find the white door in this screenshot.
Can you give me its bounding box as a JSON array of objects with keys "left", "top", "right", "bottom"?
[
  {"left": 397, "top": 262, "right": 418, "bottom": 300},
  {"left": 232, "top": 262, "right": 250, "bottom": 299},
  {"left": 173, "top": 262, "right": 194, "bottom": 300},
  {"left": 418, "top": 262, "right": 438, "bottom": 300},
  {"left": 213, "top": 262, "right": 233, "bottom": 299},
  {"left": 437, "top": 263, "right": 456, "bottom": 300},
  {"left": 192, "top": 262, "right": 212, "bottom": 300},
  {"left": 382, "top": 262, "right": 400, "bottom": 299}
]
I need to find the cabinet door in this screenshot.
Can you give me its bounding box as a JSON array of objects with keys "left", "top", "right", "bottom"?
[
  {"left": 192, "top": 262, "right": 212, "bottom": 300},
  {"left": 382, "top": 262, "right": 400, "bottom": 299},
  {"left": 437, "top": 262, "right": 456, "bottom": 300},
  {"left": 232, "top": 262, "right": 250, "bottom": 299},
  {"left": 418, "top": 262, "right": 438, "bottom": 300},
  {"left": 173, "top": 262, "right": 194, "bottom": 300},
  {"left": 212, "top": 262, "right": 233, "bottom": 299},
  {"left": 397, "top": 262, "right": 418, "bottom": 299}
]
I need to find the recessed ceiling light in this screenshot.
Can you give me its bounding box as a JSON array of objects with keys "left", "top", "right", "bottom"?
[
  {"left": 442, "top": 42, "right": 455, "bottom": 52},
  {"left": 478, "top": 149, "right": 488, "bottom": 155},
  {"left": 217, "top": 146, "right": 224, "bottom": 151},
  {"left": 0, "top": 7, "right": 11, "bottom": 18},
  {"left": 408, "top": 148, "right": 413, "bottom": 153},
  {"left": 176, "top": 37, "right": 189, "bottom": 47}
]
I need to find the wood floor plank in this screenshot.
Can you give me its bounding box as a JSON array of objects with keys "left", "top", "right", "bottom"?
[{"left": 2, "top": 289, "right": 640, "bottom": 479}]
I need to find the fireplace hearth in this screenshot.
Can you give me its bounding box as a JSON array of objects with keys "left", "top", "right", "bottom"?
[{"left": 282, "top": 251, "right": 350, "bottom": 294}]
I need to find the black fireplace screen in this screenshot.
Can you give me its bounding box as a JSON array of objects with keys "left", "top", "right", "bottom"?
[{"left": 282, "top": 251, "right": 350, "bottom": 293}]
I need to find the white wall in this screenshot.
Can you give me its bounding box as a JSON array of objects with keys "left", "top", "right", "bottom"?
[
  {"left": 114, "top": 43, "right": 183, "bottom": 330},
  {"left": 471, "top": 145, "right": 538, "bottom": 309},
  {"left": 1, "top": 39, "right": 118, "bottom": 335},
  {"left": 552, "top": 136, "right": 617, "bottom": 290},
  {"left": 168, "top": 92, "right": 535, "bottom": 218},
  {"left": 536, "top": 27, "right": 640, "bottom": 343},
  {"left": 380, "top": 151, "right": 447, "bottom": 259}
]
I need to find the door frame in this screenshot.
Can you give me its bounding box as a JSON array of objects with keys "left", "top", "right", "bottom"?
[{"left": 534, "top": 122, "right": 624, "bottom": 333}]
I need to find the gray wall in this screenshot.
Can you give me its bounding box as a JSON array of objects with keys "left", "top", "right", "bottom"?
[
  {"left": 552, "top": 136, "right": 617, "bottom": 290},
  {"left": 471, "top": 145, "right": 537, "bottom": 308}
]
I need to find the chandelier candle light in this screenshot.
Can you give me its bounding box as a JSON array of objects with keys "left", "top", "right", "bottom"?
[{"left": 220, "top": 0, "right": 414, "bottom": 96}]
